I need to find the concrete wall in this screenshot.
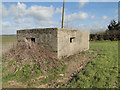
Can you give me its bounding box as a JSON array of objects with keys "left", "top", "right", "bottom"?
[
  {"left": 57, "top": 28, "right": 89, "bottom": 58},
  {"left": 17, "top": 28, "right": 89, "bottom": 58},
  {"left": 17, "top": 28, "right": 58, "bottom": 53}
]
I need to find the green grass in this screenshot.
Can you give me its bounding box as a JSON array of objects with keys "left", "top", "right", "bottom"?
[
  {"left": 2, "top": 62, "right": 44, "bottom": 83},
  {"left": 65, "top": 41, "right": 118, "bottom": 88},
  {"left": 40, "top": 65, "right": 67, "bottom": 84}
]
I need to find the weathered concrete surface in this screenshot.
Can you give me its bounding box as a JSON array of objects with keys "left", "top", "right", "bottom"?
[
  {"left": 17, "top": 28, "right": 89, "bottom": 58},
  {"left": 57, "top": 28, "right": 89, "bottom": 58},
  {"left": 17, "top": 28, "right": 57, "bottom": 53}
]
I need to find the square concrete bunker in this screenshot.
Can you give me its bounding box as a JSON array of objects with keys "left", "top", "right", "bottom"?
[{"left": 17, "top": 28, "right": 89, "bottom": 58}]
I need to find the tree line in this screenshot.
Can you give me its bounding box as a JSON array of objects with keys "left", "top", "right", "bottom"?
[{"left": 90, "top": 20, "right": 120, "bottom": 41}]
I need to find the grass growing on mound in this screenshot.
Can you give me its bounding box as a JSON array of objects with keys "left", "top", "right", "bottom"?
[
  {"left": 2, "top": 54, "right": 66, "bottom": 87},
  {"left": 2, "top": 62, "right": 43, "bottom": 83},
  {"left": 65, "top": 41, "right": 118, "bottom": 88}
]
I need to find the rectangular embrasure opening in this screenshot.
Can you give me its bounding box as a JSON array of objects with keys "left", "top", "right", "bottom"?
[
  {"left": 31, "top": 38, "right": 35, "bottom": 42},
  {"left": 70, "top": 37, "right": 75, "bottom": 43}
]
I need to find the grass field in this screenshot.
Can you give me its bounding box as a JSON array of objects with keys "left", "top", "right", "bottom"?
[
  {"left": 66, "top": 41, "right": 119, "bottom": 88},
  {"left": 0, "top": 35, "right": 17, "bottom": 46},
  {"left": 1, "top": 35, "right": 119, "bottom": 88}
]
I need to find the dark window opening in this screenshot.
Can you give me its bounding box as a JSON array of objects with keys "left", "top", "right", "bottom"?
[
  {"left": 31, "top": 38, "right": 35, "bottom": 42},
  {"left": 70, "top": 37, "right": 75, "bottom": 43}
]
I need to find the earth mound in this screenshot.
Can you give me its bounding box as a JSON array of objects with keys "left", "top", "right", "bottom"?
[{"left": 5, "top": 43, "right": 60, "bottom": 71}]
